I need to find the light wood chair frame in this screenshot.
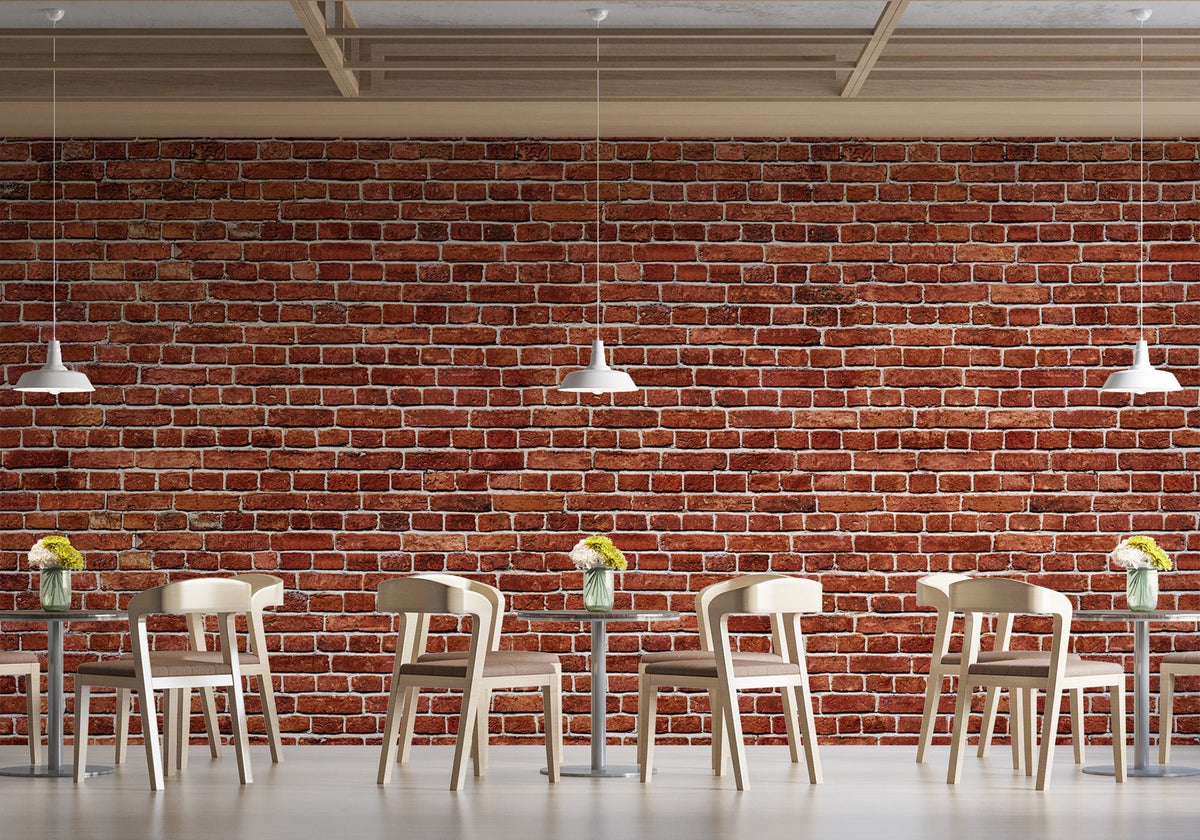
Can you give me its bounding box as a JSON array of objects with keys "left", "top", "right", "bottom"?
[
  {"left": 0, "top": 657, "right": 40, "bottom": 764},
  {"left": 376, "top": 574, "right": 563, "bottom": 791},
  {"left": 73, "top": 578, "right": 255, "bottom": 791},
  {"left": 945, "top": 578, "right": 1126, "bottom": 791},
  {"left": 1158, "top": 655, "right": 1200, "bottom": 764},
  {"left": 113, "top": 574, "right": 285, "bottom": 769},
  {"left": 916, "top": 572, "right": 1086, "bottom": 769},
  {"left": 638, "top": 575, "right": 823, "bottom": 791}
]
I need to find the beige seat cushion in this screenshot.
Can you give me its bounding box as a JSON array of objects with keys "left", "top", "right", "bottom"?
[
  {"left": 79, "top": 650, "right": 250, "bottom": 679},
  {"left": 968, "top": 657, "right": 1123, "bottom": 679},
  {"left": 401, "top": 650, "right": 560, "bottom": 679},
  {"left": 941, "top": 650, "right": 1083, "bottom": 666},
  {"left": 643, "top": 652, "right": 801, "bottom": 679},
  {"left": 1161, "top": 651, "right": 1200, "bottom": 666},
  {"left": 117, "top": 651, "right": 261, "bottom": 667},
  {"left": 641, "top": 650, "right": 782, "bottom": 666},
  {"left": 0, "top": 652, "right": 38, "bottom": 667}
]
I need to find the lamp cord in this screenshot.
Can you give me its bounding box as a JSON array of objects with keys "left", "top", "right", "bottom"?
[
  {"left": 51, "top": 15, "right": 58, "bottom": 344},
  {"left": 1138, "top": 14, "right": 1145, "bottom": 341},
  {"left": 594, "top": 15, "right": 601, "bottom": 344}
]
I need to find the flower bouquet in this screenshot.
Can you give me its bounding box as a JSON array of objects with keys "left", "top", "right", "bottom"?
[
  {"left": 570, "top": 535, "right": 627, "bottom": 612},
  {"left": 29, "top": 535, "right": 84, "bottom": 612},
  {"left": 1110, "top": 535, "right": 1171, "bottom": 612}
]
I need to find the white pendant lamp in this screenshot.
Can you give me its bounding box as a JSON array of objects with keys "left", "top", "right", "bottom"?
[
  {"left": 16, "top": 8, "right": 93, "bottom": 397},
  {"left": 1102, "top": 8, "right": 1180, "bottom": 395},
  {"left": 558, "top": 8, "right": 637, "bottom": 396}
]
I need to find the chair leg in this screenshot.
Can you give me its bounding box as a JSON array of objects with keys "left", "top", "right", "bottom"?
[
  {"left": 946, "top": 679, "right": 973, "bottom": 784},
  {"left": 1069, "top": 687, "right": 1085, "bottom": 765},
  {"left": 471, "top": 689, "right": 490, "bottom": 777},
  {"left": 1022, "top": 688, "right": 1036, "bottom": 777},
  {"left": 25, "top": 667, "right": 40, "bottom": 765},
  {"left": 227, "top": 678, "right": 253, "bottom": 785},
  {"left": 450, "top": 688, "right": 481, "bottom": 791},
  {"left": 199, "top": 686, "right": 224, "bottom": 759},
  {"left": 73, "top": 683, "right": 90, "bottom": 784},
  {"left": 722, "top": 687, "right": 749, "bottom": 791},
  {"left": 795, "top": 682, "right": 823, "bottom": 784},
  {"left": 162, "top": 688, "right": 178, "bottom": 777},
  {"left": 176, "top": 689, "right": 190, "bottom": 772},
  {"left": 256, "top": 675, "right": 283, "bottom": 763},
  {"left": 1035, "top": 687, "right": 1063, "bottom": 791},
  {"left": 640, "top": 681, "right": 658, "bottom": 783},
  {"left": 916, "top": 670, "right": 943, "bottom": 763},
  {"left": 977, "top": 685, "right": 1001, "bottom": 759},
  {"left": 137, "top": 685, "right": 165, "bottom": 791},
  {"left": 1009, "top": 688, "right": 1024, "bottom": 772},
  {"left": 710, "top": 689, "right": 728, "bottom": 776},
  {"left": 1110, "top": 683, "right": 1127, "bottom": 783},
  {"left": 780, "top": 684, "right": 802, "bottom": 764},
  {"left": 1159, "top": 669, "right": 1174, "bottom": 765},
  {"left": 397, "top": 685, "right": 419, "bottom": 764},
  {"left": 542, "top": 682, "right": 561, "bottom": 783},
  {"left": 114, "top": 688, "right": 130, "bottom": 765},
  {"left": 377, "top": 678, "right": 407, "bottom": 785},
  {"left": 636, "top": 676, "right": 650, "bottom": 771}
]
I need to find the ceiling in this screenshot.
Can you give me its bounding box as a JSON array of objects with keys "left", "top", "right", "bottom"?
[{"left": 4, "top": 0, "right": 1200, "bottom": 137}]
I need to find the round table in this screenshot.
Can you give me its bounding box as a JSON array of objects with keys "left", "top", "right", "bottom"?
[
  {"left": 1075, "top": 609, "right": 1200, "bottom": 778},
  {"left": 517, "top": 609, "right": 680, "bottom": 778},
  {"left": 0, "top": 609, "right": 122, "bottom": 779}
]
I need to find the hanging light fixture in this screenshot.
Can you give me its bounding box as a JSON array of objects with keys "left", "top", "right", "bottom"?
[
  {"left": 558, "top": 8, "right": 637, "bottom": 395},
  {"left": 1102, "top": 8, "right": 1180, "bottom": 395},
  {"left": 15, "top": 8, "right": 93, "bottom": 396}
]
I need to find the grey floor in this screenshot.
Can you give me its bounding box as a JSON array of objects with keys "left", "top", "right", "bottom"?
[{"left": 3, "top": 743, "right": 1200, "bottom": 840}]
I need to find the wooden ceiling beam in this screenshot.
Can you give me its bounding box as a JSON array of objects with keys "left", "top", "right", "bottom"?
[
  {"left": 840, "top": 0, "right": 910, "bottom": 98},
  {"left": 289, "top": 0, "right": 358, "bottom": 97}
]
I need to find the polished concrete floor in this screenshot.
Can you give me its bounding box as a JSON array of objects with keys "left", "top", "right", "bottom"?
[{"left": 2, "top": 743, "right": 1199, "bottom": 840}]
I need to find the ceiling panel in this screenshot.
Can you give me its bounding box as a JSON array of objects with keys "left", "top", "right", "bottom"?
[
  {"left": 902, "top": 1, "right": 1200, "bottom": 29},
  {"left": 0, "top": 1, "right": 298, "bottom": 29}
]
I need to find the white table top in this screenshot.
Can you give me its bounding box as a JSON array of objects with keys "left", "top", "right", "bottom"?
[{"left": 0, "top": 609, "right": 121, "bottom": 622}]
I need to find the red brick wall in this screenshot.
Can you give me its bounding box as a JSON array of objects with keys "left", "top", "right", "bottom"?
[{"left": 0, "top": 137, "right": 1198, "bottom": 749}]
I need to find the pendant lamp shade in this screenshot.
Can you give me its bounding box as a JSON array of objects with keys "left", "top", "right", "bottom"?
[
  {"left": 1101, "top": 339, "right": 1181, "bottom": 394},
  {"left": 558, "top": 339, "right": 637, "bottom": 394},
  {"left": 15, "top": 340, "right": 94, "bottom": 395},
  {"left": 556, "top": 8, "right": 637, "bottom": 396},
  {"left": 1101, "top": 8, "right": 1179, "bottom": 396},
  {"left": 14, "top": 9, "right": 93, "bottom": 397}
]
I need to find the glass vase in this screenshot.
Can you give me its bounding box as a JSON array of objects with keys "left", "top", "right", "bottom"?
[
  {"left": 40, "top": 566, "right": 71, "bottom": 612},
  {"left": 1126, "top": 567, "right": 1158, "bottom": 613},
  {"left": 583, "top": 566, "right": 614, "bottom": 612}
]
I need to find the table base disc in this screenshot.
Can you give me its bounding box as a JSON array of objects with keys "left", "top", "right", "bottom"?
[
  {"left": 0, "top": 764, "right": 114, "bottom": 779},
  {"left": 541, "top": 764, "right": 645, "bottom": 778},
  {"left": 1083, "top": 764, "right": 1200, "bottom": 778}
]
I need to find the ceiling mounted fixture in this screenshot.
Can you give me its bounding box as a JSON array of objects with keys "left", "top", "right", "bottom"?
[
  {"left": 558, "top": 8, "right": 637, "bottom": 396},
  {"left": 15, "top": 9, "right": 93, "bottom": 396},
  {"left": 1101, "top": 8, "right": 1180, "bottom": 396}
]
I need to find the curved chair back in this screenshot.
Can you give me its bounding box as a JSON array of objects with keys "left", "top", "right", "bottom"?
[
  {"left": 415, "top": 574, "right": 505, "bottom": 652},
  {"left": 236, "top": 574, "right": 285, "bottom": 611},
  {"left": 947, "top": 578, "right": 1073, "bottom": 678},
  {"left": 377, "top": 575, "right": 495, "bottom": 676},
  {"left": 703, "top": 576, "right": 822, "bottom": 669},
  {"left": 130, "top": 578, "right": 252, "bottom": 622},
  {"left": 695, "top": 573, "right": 786, "bottom": 651},
  {"left": 916, "top": 572, "right": 970, "bottom": 612}
]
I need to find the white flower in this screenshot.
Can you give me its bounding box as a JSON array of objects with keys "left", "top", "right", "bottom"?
[
  {"left": 570, "top": 539, "right": 604, "bottom": 570},
  {"left": 28, "top": 542, "right": 60, "bottom": 569}
]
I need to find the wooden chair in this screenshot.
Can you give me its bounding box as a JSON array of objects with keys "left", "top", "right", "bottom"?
[
  {"left": 638, "top": 574, "right": 822, "bottom": 791},
  {"left": 916, "top": 572, "right": 1087, "bottom": 769},
  {"left": 0, "top": 652, "right": 40, "bottom": 764},
  {"left": 73, "top": 578, "right": 254, "bottom": 790},
  {"left": 376, "top": 574, "right": 562, "bottom": 791},
  {"left": 945, "top": 578, "right": 1126, "bottom": 791},
  {"left": 1158, "top": 651, "right": 1200, "bottom": 764},
  {"left": 114, "top": 574, "right": 285, "bottom": 768}
]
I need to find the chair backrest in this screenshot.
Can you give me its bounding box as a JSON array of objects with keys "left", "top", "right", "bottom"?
[
  {"left": 413, "top": 574, "right": 504, "bottom": 652},
  {"left": 186, "top": 574, "right": 283, "bottom": 659},
  {"left": 702, "top": 575, "right": 822, "bottom": 674},
  {"left": 377, "top": 575, "right": 495, "bottom": 679},
  {"left": 127, "top": 578, "right": 254, "bottom": 682},
  {"left": 917, "top": 572, "right": 971, "bottom": 663},
  {"left": 695, "top": 573, "right": 786, "bottom": 651},
  {"left": 947, "top": 578, "right": 1073, "bottom": 679}
]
